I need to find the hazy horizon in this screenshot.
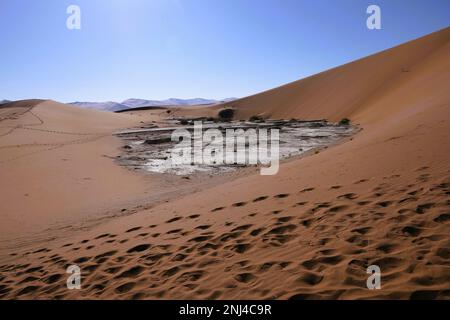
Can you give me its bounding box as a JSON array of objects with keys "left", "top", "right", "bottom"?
[{"left": 1, "top": 0, "right": 449, "bottom": 103}]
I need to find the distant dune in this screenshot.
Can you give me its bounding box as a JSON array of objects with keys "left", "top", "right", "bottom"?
[{"left": 0, "top": 27, "right": 449, "bottom": 300}]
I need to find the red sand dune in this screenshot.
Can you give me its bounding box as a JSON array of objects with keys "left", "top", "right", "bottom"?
[{"left": 0, "top": 27, "right": 449, "bottom": 300}]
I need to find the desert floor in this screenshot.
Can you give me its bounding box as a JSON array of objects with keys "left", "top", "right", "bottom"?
[{"left": 0, "top": 28, "right": 449, "bottom": 300}]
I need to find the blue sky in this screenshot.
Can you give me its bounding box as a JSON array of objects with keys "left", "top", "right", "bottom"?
[{"left": 0, "top": 0, "right": 449, "bottom": 102}]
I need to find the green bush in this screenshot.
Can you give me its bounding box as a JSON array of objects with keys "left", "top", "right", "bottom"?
[
  {"left": 218, "top": 108, "right": 235, "bottom": 120},
  {"left": 339, "top": 118, "right": 350, "bottom": 125}
]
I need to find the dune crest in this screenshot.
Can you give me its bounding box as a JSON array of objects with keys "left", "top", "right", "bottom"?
[{"left": 218, "top": 27, "right": 450, "bottom": 124}]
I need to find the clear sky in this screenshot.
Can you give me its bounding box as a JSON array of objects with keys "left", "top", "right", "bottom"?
[{"left": 1, "top": 0, "right": 449, "bottom": 102}]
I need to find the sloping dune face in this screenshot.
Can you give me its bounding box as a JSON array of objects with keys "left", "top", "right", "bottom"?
[
  {"left": 0, "top": 100, "right": 148, "bottom": 243},
  {"left": 220, "top": 27, "right": 450, "bottom": 124},
  {"left": 0, "top": 29, "right": 449, "bottom": 300}
]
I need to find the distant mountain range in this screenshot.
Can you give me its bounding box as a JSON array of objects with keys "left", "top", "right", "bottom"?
[
  {"left": 0, "top": 99, "right": 11, "bottom": 105},
  {"left": 69, "top": 101, "right": 128, "bottom": 112},
  {"left": 70, "top": 98, "right": 236, "bottom": 112}
]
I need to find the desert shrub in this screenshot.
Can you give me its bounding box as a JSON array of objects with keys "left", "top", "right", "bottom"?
[
  {"left": 218, "top": 108, "right": 235, "bottom": 120},
  {"left": 339, "top": 118, "right": 350, "bottom": 125},
  {"left": 249, "top": 115, "right": 264, "bottom": 122}
]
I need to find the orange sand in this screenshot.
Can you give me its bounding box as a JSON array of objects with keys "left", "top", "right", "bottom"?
[{"left": 0, "top": 27, "right": 449, "bottom": 300}]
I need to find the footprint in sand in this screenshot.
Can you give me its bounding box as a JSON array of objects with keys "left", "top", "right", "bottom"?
[
  {"left": 74, "top": 256, "right": 90, "bottom": 264},
  {"left": 253, "top": 196, "right": 268, "bottom": 202},
  {"left": 296, "top": 271, "right": 323, "bottom": 286},
  {"left": 338, "top": 193, "right": 358, "bottom": 200},
  {"left": 300, "top": 218, "right": 313, "bottom": 228},
  {"left": 230, "top": 243, "right": 252, "bottom": 254},
  {"left": 167, "top": 228, "right": 183, "bottom": 234},
  {"left": 402, "top": 226, "right": 422, "bottom": 237},
  {"left": 16, "top": 285, "right": 40, "bottom": 296},
  {"left": 115, "top": 282, "right": 135, "bottom": 294},
  {"left": 137, "top": 232, "right": 148, "bottom": 237},
  {"left": 195, "top": 225, "right": 211, "bottom": 230},
  {"left": 234, "top": 272, "right": 255, "bottom": 283},
  {"left": 376, "top": 243, "right": 399, "bottom": 254},
  {"left": 279, "top": 261, "right": 292, "bottom": 269},
  {"left": 95, "top": 233, "right": 110, "bottom": 240},
  {"left": 266, "top": 224, "right": 297, "bottom": 235},
  {"left": 126, "top": 227, "right": 142, "bottom": 233},
  {"left": 127, "top": 244, "right": 151, "bottom": 253},
  {"left": 410, "top": 290, "right": 439, "bottom": 300},
  {"left": 250, "top": 228, "right": 264, "bottom": 236},
  {"left": 176, "top": 270, "right": 206, "bottom": 282},
  {"left": 232, "top": 202, "right": 247, "bottom": 207},
  {"left": 371, "top": 257, "right": 404, "bottom": 272},
  {"left": 172, "top": 253, "right": 187, "bottom": 262},
  {"left": 436, "top": 247, "right": 450, "bottom": 259},
  {"left": 189, "top": 235, "right": 212, "bottom": 243},
  {"left": 96, "top": 252, "right": 118, "bottom": 262},
  {"left": 293, "top": 201, "right": 308, "bottom": 207},
  {"left": 434, "top": 213, "right": 450, "bottom": 223},
  {"left": 276, "top": 216, "right": 294, "bottom": 223},
  {"left": 351, "top": 227, "right": 371, "bottom": 235},
  {"left": 376, "top": 200, "right": 393, "bottom": 207},
  {"left": 258, "top": 262, "right": 275, "bottom": 272},
  {"left": 407, "top": 188, "right": 423, "bottom": 196},
  {"left": 415, "top": 203, "right": 434, "bottom": 214},
  {"left": 218, "top": 231, "right": 242, "bottom": 243},
  {"left": 417, "top": 173, "right": 431, "bottom": 182},
  {"left": 32, "top": 248, "right": 50, "bottom": 254},
  {"left": 115, "top": 266, "right": 144, "bottom": 278},
  {"left": 162, "top": 266, "right": 180, "bottom": 277},
  {"left": 327, "top": 205, "right": 349, "bottom": 213},
  {"left": 274, "top": 193, "right": 289, "bottom": 199},
  {"left": 398, "top": 197, "right": 417, "bottom": 204},
  {"left": 231, "top": 224, "right": 253, "bottom": 232},
  {"left": 166, "top": 216, "right": 182, "bottom": 224},
  {"left": 18, "top": 276, "right": 39, "bottom": 284}
]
